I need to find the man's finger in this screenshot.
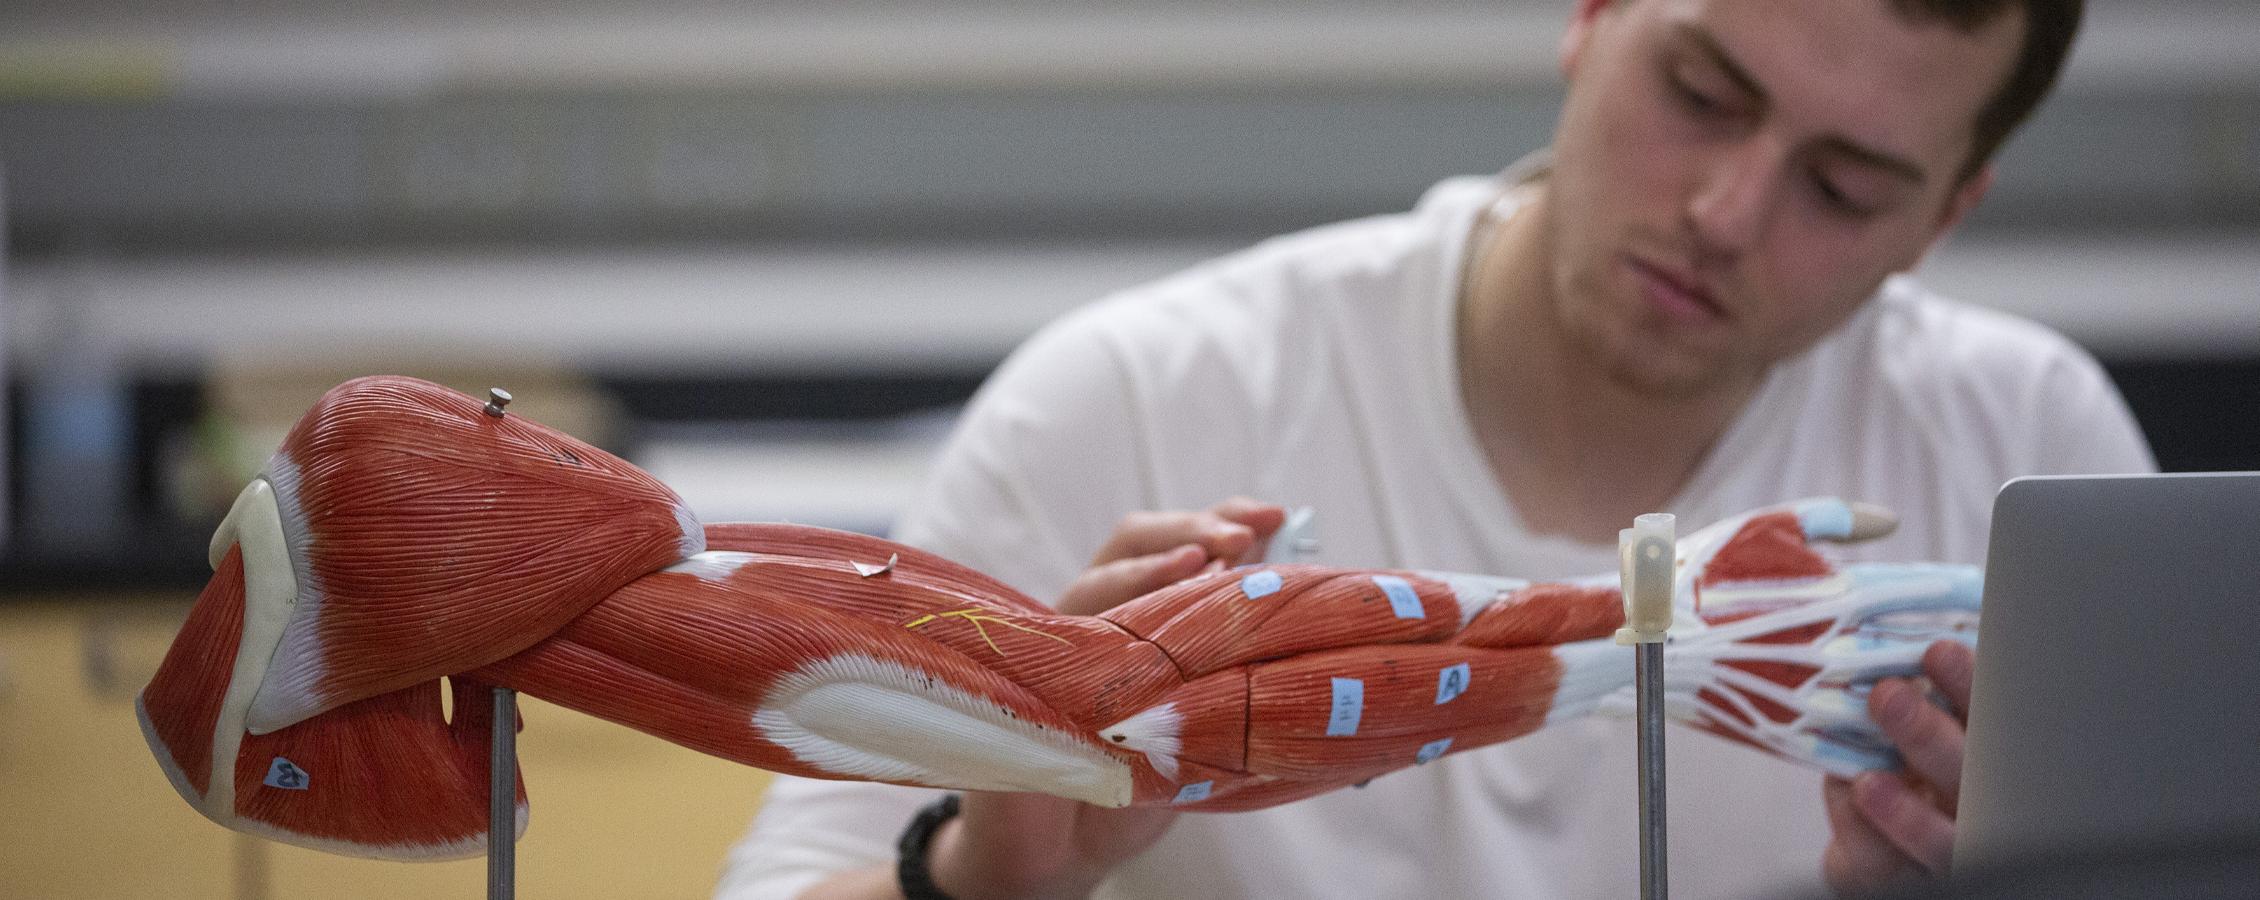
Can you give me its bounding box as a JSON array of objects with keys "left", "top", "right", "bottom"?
[
  {"left": 1091, "top": 511, "right": 1258, "bottom": 567},
  {"left": 1870, "top": 677, "right": 1965, "bottom": 809},
  {"left": 1821, "top": 776, "right": 1921, "bottom": 895},
  {"left": 1207, "top": 496, "right": 1288, "bottom": 563},
  {"left": 1921, "top": 640, "right": 1976, "bottom": 715},
  {"left": 1851, "top": 771, "right": 1956, "bottom": 876},
  {"left": 1059, "top": 544, "right": 1208, "bottom": 615}
]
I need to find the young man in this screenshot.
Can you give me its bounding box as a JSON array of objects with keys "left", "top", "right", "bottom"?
[{"left": 718, "top": 0, "right": 2151, "bottom": 896}]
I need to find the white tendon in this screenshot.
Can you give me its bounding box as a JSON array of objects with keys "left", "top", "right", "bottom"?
[
  {"left": 1098, "top": 703, "right": 1184, "bottom": 781},
  {"left": 1412, "top": 570, "right": 1533, "bottom": 627},
  {"left": 242, "top": 453, "right": 328, "bottom": 735},
  {"left": 754, "top": 653, "right": 1133, "bottom": 807},
  {"left": 665, "top": 550, "right": 759, "bottom": 582},
  {"left": 673, "top": 501, "right": 707, "bottom": 560},
  {"left": 198, "top": 478, "right": 305, "bottom": 820}
]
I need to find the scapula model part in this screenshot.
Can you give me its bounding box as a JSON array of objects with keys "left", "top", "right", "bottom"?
[{"left": 137, "top": 376, "right": 1979, "bottom": 861}]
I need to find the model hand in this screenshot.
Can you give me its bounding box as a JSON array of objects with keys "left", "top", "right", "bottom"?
[
  {"left": 928, "top": 498, "right": 1283, "bottom": 899},
  {"left": 1647, "top": 498, "right": 1982, "bottom": 775},
  {"left": 1821, "top": 640, "right": 1971, "bottom": 894}
]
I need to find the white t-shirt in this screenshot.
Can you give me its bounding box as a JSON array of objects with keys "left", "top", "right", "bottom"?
[{"left": 716, "top": 175, "right": 2155, "bottom": 900}]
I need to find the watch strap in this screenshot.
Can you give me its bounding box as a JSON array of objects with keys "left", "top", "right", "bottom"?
[{"left": 895, "top": 792, "right": 963, "bottom": 900}]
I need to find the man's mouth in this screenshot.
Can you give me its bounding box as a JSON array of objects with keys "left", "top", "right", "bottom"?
[{"left": 1627, "top": 257, "right": 1727, "bottom": 326}]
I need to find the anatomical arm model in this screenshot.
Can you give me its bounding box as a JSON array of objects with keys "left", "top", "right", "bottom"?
[{"left": 137, "top": 376, "right": 1979, "bottom": 861}]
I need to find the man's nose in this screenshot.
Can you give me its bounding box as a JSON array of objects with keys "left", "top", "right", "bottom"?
[{"left": 1686, "top": 139, "right": 1784, "bottom": 260}]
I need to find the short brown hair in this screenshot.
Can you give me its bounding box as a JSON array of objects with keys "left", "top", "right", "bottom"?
[{"left": 1893, "top": 0, "right": 2085, "bottom": 182}]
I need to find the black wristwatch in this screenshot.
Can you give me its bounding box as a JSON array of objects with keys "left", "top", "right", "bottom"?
[{"left": 896, "top": 792, "right": 963, "bottom": 900}]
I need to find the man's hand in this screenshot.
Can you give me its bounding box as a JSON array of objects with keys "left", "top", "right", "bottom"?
[
  {"left": 920, "top": 497, "right": 1285, "bottom": 900},
  {"left": 1058, "top": 497, "right": 1287, "bottom": 615},
  {"left": 1821, "top": 640, "right": 1975, "bottom": 895}
]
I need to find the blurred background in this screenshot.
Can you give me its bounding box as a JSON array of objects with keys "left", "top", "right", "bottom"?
[{"left": 0, "top": 1, "right": 2253, "bottom": 897}]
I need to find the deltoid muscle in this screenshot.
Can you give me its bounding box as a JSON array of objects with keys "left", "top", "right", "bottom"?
[{"left": 137, "top": 376, "right": 1981, "bottom": 860}]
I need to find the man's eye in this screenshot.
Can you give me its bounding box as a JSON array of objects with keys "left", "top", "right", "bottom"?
[
  {"left": 1670, "top": 75, "right": 1723, "bottom": 114},
  {"left": 1811, "top": 173, "right": 1880, "bottom": 218}
]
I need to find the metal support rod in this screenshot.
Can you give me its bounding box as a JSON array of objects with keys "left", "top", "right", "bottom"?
[
  {"left": 487, "top": 388, "right": 518, "bottom": 900},
  {"left": 1636, "top": 642, "right": 1668, "bottom": 900},
  {"left": 489, "top": 686, "right": 517, "bottom": 900},
  {"left": 1619, "top": 512, "right": 1675, "bottom": 900}
]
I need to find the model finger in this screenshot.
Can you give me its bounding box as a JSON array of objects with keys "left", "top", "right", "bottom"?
[{"left": 1792, "top": 497, "right": 1899, "bottom": 544}]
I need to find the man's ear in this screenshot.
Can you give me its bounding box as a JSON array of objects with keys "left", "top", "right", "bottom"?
[
  {"left": 1926, "top": 163, "right": 1995, "bottom": 254},
  {"left": 1901, "top": 165, "right": 1994, "bottom": 275},
  {"left": 1560, "top": 0, "right": 1620, "bottom": 79}
]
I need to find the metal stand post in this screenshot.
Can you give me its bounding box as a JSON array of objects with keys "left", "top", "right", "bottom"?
[
  {"left": 1618, "top": 513, "right": 1676, "bottom": 900},
  {"left": 1636, "top": 641, "right": 1667, "bottom": 900},
  {"left": 489, "top": 686, "right": 516, "bottom": 900},
  {"left": 482, "top": 388, "right": 519, "bottom": 900}
]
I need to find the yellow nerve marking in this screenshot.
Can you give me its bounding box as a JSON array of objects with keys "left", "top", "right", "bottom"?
[{"left": 904, "top": 608, "right": 1075, "bottom": 656}]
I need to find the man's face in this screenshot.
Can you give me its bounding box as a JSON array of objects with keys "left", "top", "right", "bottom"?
[{"left": 1542, "top": 0, "right": 2023, "bottom": 396}]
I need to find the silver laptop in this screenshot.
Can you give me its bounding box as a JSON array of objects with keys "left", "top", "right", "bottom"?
[{"left": 1956, "top": 472, "right": 2260, "bottom": 875}]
